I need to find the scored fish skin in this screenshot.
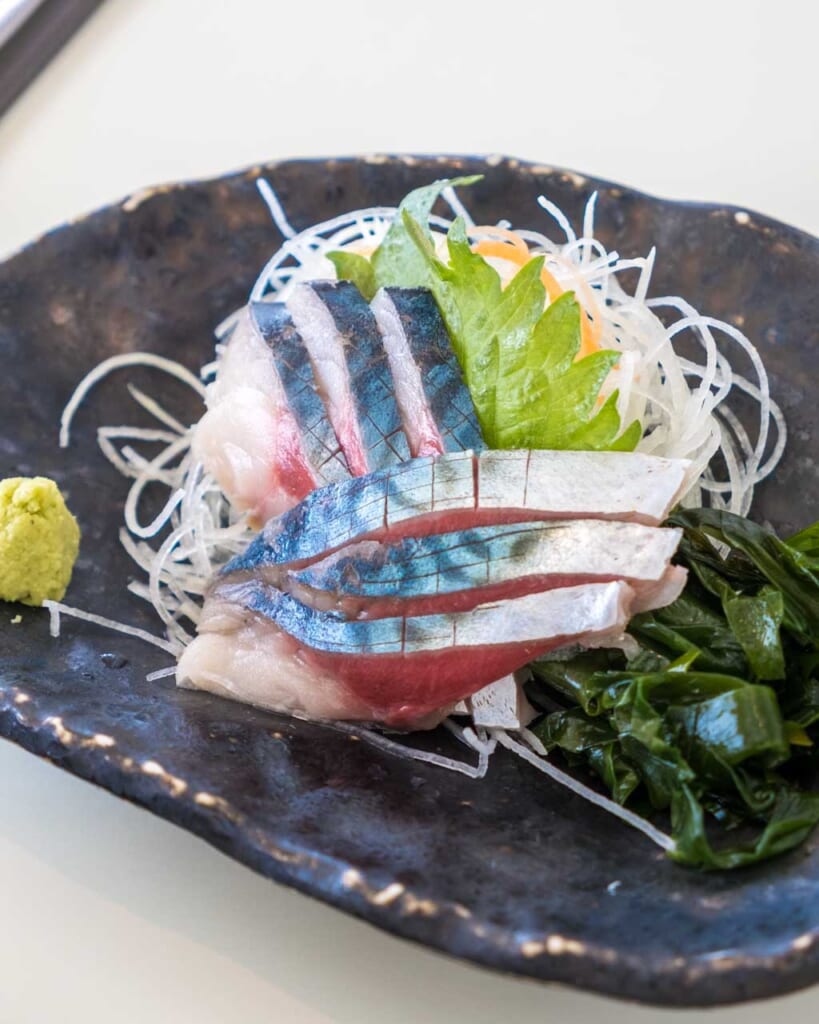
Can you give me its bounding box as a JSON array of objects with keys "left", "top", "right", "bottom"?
[
  {"left": 371, "top": 288, "right": 485, "bottom": 456},
  {"left": 226, "top": 454, "right": 458, "bottom": 572},
  {"left": 178, "top": 579, "right": 634, "bottom": 728},
  {"left": 287, "top": 520, "right": 685, "bottom": 619},
  {"left": 478, "top": 450, "right": 689, "bottom": 526},
  {"left": 289, "top": 281, "right": 411, "bottom": 475},
  {"left": 224, "top": 449, "right": 690, "bottom": 574},
  {"left": 285, "top": 283, "right": 369, "bottom": 474},
  {"left": 252, "top": 301, "right": 350, "bottom": 485},
  {"left": 313, "top": 281, "right": 412, "bottom": 468}
]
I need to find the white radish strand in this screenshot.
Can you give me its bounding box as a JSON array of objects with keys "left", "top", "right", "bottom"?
[
  {"left": 256, "top": 177, "right": 297, "bottom": 238},
  {"left": 43, "top": 600, "right": 180, "bottom": 655},
  {"left": 59, "top": 352, "right": 205, "bottom": 448},
  {"left": 332, "top": 721, "right": 494, "bottom": 779},
  {"left": 501, "top": 729, "right": 676, "bottom": 852},
  {"left": 126, "top": 383, "right": 188, "bottom": 434}
]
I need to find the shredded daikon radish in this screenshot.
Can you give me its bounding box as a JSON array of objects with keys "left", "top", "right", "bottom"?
[
  {"left": 332, "top": 721, "right": 493, "bottom": 779},
  {"left": 256, "top": 177, "right": 297, "bottom": 239},
  {"left": 43, "top": 600, "right": 180, "bottom": 655},
  {"left": 146, "top": 666, "right": 177, "bottom": 682},
  {"left": 126, "top": 384, "right": 188, "bottom": 434},
  {"left": 59, "top": 352, "right": 205, "bottom": 448}
]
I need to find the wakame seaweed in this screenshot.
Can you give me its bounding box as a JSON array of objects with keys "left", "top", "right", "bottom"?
[{"left": 526, "top": 508, "right": 819, "bottom": 869}]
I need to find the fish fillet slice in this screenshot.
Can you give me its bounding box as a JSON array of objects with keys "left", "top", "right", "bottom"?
[
  {"left": 193, "top": 307, "right": 316, "bottom": 522},
  {"left": 252, "top": 301, "right": 350, "bottom": 484},
  {"left": 177, "top": 580, "right": 634, "bottom": 728},
  {"left": 288, "top": 282, "right": 410, "bottom": 475},
  {"left": 371, "top": 287, "right": 485, "bottom": 456},
  {"left": 286, "top": 519, "right": 686, "bottom": 618},
  {"left": 229, "top": 450, "right": 690, "bottom": 572}
]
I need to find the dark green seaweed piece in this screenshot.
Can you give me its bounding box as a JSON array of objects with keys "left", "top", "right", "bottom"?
[{"left": 526, "top": 508, "right": 819, "bottom": 869}]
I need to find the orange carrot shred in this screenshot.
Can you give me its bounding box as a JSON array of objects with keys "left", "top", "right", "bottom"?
[
  {"left": 468, "top": 226, "right": 530, "bottom": 260},
  {"left": 539, "top": 264, "right": 563, "bottom": 303},
  {"left": 473, "top": 239, "right": 528, "bottom": 265}
]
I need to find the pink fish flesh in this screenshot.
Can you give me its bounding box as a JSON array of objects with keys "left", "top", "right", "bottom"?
[{"left": 177, "top": 580, "right": 635, "bottom": 728}]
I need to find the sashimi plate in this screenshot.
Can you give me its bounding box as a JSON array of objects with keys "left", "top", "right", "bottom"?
[{"left": 1, "top": 155, "right": 818, "bottom": 1007}]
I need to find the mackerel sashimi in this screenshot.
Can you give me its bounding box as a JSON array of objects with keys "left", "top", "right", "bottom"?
[
  {"left": 192, "top": 280, "right": 484, "bottom": 523},
  {"left": 251, "top": 300, "right": 349, "bottom": 485},
  {"left": 178, "top": 450, "right": 688, "bottom": 728},
  {"left": 184, "top": 273, "right": 690, "bottom": 731},
  {"left": 302, "top": 281, "right": 411, "bottom": 470},
  {"left": 370, "top": 287, "right": 485, "bottom": 456},
  {"left": 192, "top": 305, "right": 317, "bottom": 523},
  {"left": 228, "top": 449, "right": 690, "bottom": 573},
  {"left": 287, "top": 519, "right": 687, "bottom": 618},
  {"left": 177, "top": 579, "right": 636, "bottom": 728}
]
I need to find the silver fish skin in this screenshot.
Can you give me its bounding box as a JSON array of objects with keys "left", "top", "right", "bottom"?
[
  {"left": 290, "top": 519, "right": 684, "bottom": 609},
  {"left": 224, "top": 449, "right": 690, "bottom": 573},
  {"left": 371, "top": 287, "right": 485, "bottom": 455},
  {"left": 201, "top": 577, "right": 632, "bottom": 656},
  {"left": 288, "top": 281, "right": 410, "bottom": 474},
  {"left": 177, "top": 577, "right": 635, "bottom": 729},
  {"left": 251, "top": 301, "right": 350, "bottom": 484}
]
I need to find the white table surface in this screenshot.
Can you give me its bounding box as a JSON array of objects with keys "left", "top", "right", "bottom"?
[{"left": 1, "top": 1, "right": 818, "bottom": 1021}]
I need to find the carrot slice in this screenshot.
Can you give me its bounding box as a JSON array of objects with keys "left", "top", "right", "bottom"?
[
  {"left": 468, "top": 225, "right": 530, "bottom": 260},
  {"left": 473, "top": 239, "right": 528, "bottom": 265}
]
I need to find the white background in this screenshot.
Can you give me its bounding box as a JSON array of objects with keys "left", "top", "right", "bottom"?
[{"left": 1, "top": 1, "right": 818, "bottom": 1021}]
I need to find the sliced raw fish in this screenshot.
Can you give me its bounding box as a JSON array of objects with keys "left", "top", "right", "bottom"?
[
  {"left": 193, "top": 307, "right": 316, "bottom": 522},
  {"left": 287, "top": 519, "right": 685, "bottom": 618},
  {"left": 174, "top": 611, "right": 374, "bottom": 722},
  {"left": 288, "top": 282, "right": 409, "bottom": 474},
  {"left": 252, "top": 301, "right": 349, "bottom": 484},
  {"left": 227, "top": 449, "right": 690, "bottom": 573},
  {"left": 177, "top": 580, "right": 634, "bottom": 728},
  {"left": 371, "top": 287, "right": 485, "bottom": 456}
]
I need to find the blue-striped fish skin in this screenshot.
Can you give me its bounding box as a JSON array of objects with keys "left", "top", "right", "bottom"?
[
  {"left": 250, "top": 302, "right": 349, "bottom": 483},
  {"left": 224, "top": 453, "right": 473, "bottom": 572},
  {"left": 222, "top": 449, "right": 689, "bottom": 574},
  {"left": 215, "top": 577, "right": 630, "bottom": 657},
  {"left": 291, "top": 521, "right": 654, "bottom": 598},
  {"left": 311, "top": 281, "right": 410, "bottom": 468},
  {"left": 384, "top": 288, "right": 485, "bottom": 452}
]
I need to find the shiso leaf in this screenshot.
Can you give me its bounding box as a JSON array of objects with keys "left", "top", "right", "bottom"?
[
  {"left": 402, "top": 213, "right": 639, "bottom": 451},
  {"left": 330, "top": 179, "right": 640, "bottom": 452},
  {"left": 327, "top": 251, "right": 376, "bottom": 300},
  {"left": 354, "top": 175, "right": 483, "bottom": 296}
]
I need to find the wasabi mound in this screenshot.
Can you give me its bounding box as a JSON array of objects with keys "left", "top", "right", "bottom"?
[{"left": 0, "top": 477, "right": 80, "bottom": 606}]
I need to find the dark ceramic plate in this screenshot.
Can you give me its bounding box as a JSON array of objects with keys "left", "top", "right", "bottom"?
[{"left": 1, "top": 156, "right": 818, "bottom": 1008}]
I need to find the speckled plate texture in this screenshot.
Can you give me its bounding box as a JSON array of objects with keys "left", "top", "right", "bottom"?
[{"left": 1, "top": 156, "right": 818, "bottom": 1007}]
